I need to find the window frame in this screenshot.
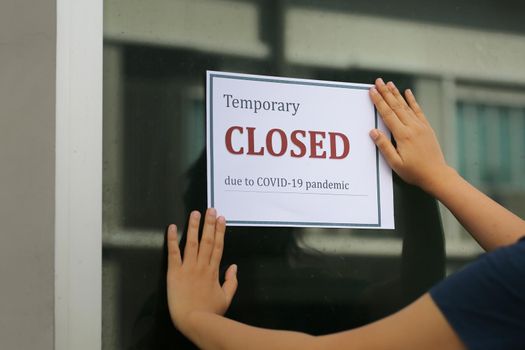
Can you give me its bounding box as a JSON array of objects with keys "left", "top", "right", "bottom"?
[{"left": 55, "top": 0, "right": 103, "bottom": 349}]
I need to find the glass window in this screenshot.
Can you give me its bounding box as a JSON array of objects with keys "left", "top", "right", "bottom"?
[
  {"left": 457, "top": 102, "right": 525, "bottom": 192},
  {"left": 103, "top": 1, "right": 525, "bottom": 348}
]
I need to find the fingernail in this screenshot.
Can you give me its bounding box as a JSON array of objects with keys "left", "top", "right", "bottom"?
[
  {"left": 217, "top": 216, "right": 226, "bottom": 224},
  {"left": 369, "top": 129, "right": 380, "bottom": 140},
  {"left": 191, "top": 210, "right": 201, "bottom": 219},
  {"left": 377, "top": 78, "right": 385, "bottom": 85},
  {"left": 406, "top": 88, "right": 413, "bottom": 95},
  {"left": 232, "top": 264, "right": 238, "bottom": 274},
  {"left": 388, "top": 81, "right": 396, "bottom": 89},
  {"left": 370, "top": 87, "right": 378, "bottom": 94}
]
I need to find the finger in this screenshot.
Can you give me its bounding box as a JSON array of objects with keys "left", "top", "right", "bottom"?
[
  {"left": 167, "top": 224, "right": 182, "bottom": 268},
  {"left": 222, "top": 264, "right": 238, "bottom": 305},
  {"left": 405, "top": 89, "right": 428, "bottom": 123},
  {"left": 369, "top": 129, "right": 402, "bottom": 170},
  {"left": 386, "top": 81, "right": 410, "bottom": 111},
  {"left": 370, "top": 87, "right": 405, "bottom": 136},
  {"left": 210, "top": 216, "right": 226, "bottom": 268},
  {"left": 197, "top": 208, "right": 217, "bottom": 266},
  {"left": 375, "top": 78, "right": 411, "bottom": 125},
  {"left": 183, "top": 211, "right": 201, "bottom": 265}
]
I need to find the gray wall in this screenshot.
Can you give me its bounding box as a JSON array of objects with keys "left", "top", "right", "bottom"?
[{"left": 0, "top": 0, "right": 55, "bottom": 349}]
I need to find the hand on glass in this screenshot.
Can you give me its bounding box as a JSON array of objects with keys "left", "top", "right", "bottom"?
[
  {"left": 167, "top": 208, "right": 238, "bottom": 336},
  {"left": 369, "top": 78, "right": 454, "bottom": 194}
]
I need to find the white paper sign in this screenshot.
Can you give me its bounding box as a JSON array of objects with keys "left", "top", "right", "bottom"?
[{"left": 207, "top": 71, "right": 394, "bottom": 229}]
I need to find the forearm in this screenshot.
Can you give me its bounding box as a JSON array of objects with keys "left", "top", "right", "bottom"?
[
  {"left": 185, "top": 311, "right": 316, "bottom": 350},
  {"left": 429, "top": 167, "right": 525, "bottom": 251},
  {"left": 183, "top": 294, "right": 465, "bottom": 350}
]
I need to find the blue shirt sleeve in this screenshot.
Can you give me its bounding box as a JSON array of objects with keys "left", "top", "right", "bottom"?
[{"left": 430, "top": 237, "right": 525, "bottom": 350}]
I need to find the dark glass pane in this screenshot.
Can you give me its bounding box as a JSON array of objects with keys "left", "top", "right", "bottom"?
[{"left": 104, "top": 0, "right": 525, "bottom": 348}]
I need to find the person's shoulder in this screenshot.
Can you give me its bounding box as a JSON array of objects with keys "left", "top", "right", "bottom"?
[
  {"left": 429, "top": 236, "right": 525, "bottom": 350},
  {"left": 485, "top": 236, "right": 525, "bottom": 275}
]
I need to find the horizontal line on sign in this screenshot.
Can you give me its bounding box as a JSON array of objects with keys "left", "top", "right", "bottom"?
[{"left": 225, "top": 189, "right": 368, "bottom": 197}]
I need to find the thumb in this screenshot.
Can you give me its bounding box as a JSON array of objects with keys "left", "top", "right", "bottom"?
[
  {"left": 222, "top": 264, "right": 238, "bottom": 304},
  {"left": 369, "top": 129, "right": 402, "bottom": 170}
]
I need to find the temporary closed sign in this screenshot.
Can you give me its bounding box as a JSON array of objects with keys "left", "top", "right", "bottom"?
[{"left": 206, "top": 71, "right": 394, "bottom": 229}]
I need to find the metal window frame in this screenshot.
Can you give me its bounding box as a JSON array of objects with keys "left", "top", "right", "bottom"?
[{"left": 55, "top": 0, "right": 103, "bottom": 349}]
